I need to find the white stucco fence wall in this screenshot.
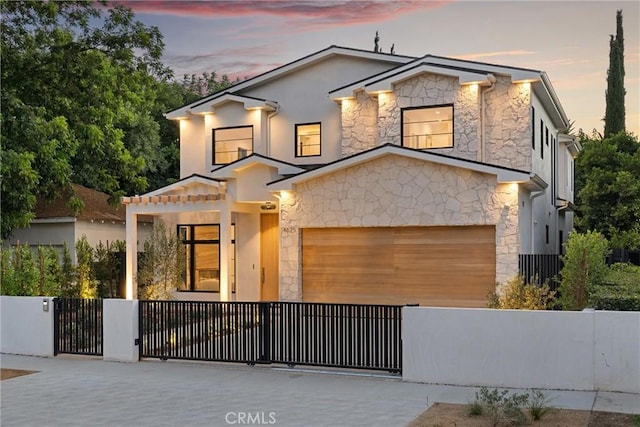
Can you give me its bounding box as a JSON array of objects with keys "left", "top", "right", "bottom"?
[
  {"left": 0, "top": 296, "right": 55, "bottom": 357},
  {"left": 1, "top": 297, "right": 140, "bottom": 362},
  {"left": 402, "top": 307, "right": 640, "bottom": 393}
]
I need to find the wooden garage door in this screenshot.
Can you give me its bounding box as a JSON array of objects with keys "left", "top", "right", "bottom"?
[{"left": 302, "top": 226, "right": 495, "bottom": 307}]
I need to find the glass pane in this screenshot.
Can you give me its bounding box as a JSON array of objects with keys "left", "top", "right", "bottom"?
[
  {"left": 297, "top": 124, "right": 320, "bottom": 156},
  {"left": 194, "top": 243, "right": 219, "bottom": 291},
  {"left": 214, "top": 127, "right": 253, "bottom": 164},
  {"left": 403, "top": 106, "right": 453, "bottom": 149},
  {"left": 179, "top": 226, "right": 189, "bottom": 241},
  {"left": 179, "top": 245, "right": 191, "bottom": 291},
  {"left": 195, "top": 225, "right": 219, "bottom": 241}
]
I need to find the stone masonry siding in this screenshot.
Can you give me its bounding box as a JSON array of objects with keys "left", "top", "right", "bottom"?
[
  {"left": 483, "top": 76, "right": 531, "bottom": 170},
  {"left": 341, "top": 73, "right": 531, "bottom": 170},
  {"left": 341, "top": 91, "right": 378, "bottom": 156},
  {"left": 279, "top": 154, "right": 519, "bottom": 301}
]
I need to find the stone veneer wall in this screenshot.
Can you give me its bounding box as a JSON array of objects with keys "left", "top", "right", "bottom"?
[
  {"left": 484, "top": 76, "right": 531, "bottom": 170},
  {"left": 341, "top": 91, "right": 378, "bottom": 156},
  {"left": 278, "top": 154, "right": 519, "bottom": 301},
  {"left": 341, "top": 73, "right": 532, "bottom": 171},
  {"left": 342, "top": 74, "right": 480, "bottom": 162}
]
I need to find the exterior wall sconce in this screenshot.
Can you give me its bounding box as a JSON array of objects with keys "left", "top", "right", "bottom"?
[{"left": 261, "top": 202, "right": 276, "bottom": 211}]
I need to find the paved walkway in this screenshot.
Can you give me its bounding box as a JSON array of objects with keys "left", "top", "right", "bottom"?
[{"left": 1, "top": 354, "right": 638, "bottom": 427}]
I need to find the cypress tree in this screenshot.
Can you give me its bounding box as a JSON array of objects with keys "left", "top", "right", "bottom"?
[{"left": 604, "top": 10, "right": 625, "bottom": 137}]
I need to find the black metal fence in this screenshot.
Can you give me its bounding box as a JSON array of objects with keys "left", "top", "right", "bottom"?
[
  {"left": 519, "top": 254, "right": 563, "bottom": 289},
  {"left": 520, "top": 248, "right": 640, "bottom": 290},
  {"left": 53, "top": 298, "right": 103, "bottom": 356},
  {"left": 138, "top": 300, "right": 403, "bottom": 373}
]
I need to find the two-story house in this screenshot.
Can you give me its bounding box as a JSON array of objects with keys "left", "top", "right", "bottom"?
[{"left": 123, "top": 46, "right": 578, "bottom": 307}]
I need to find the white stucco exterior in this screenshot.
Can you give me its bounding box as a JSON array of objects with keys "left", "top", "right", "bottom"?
[{"left": 124, "top": 46, "right": 577, "bottom": 304}]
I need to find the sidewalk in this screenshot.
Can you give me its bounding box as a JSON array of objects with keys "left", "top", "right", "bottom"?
[{"left": 1, "top": 354, "right": 638, "bottom": 427}]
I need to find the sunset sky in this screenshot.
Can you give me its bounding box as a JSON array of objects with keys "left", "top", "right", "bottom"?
[{"left": 121, "top": 0, "right": 639, "bottom": 136}]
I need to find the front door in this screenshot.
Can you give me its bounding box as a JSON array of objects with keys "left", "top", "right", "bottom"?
[{"left": 260, "top": 213, "right": 279, "bottom": 301}]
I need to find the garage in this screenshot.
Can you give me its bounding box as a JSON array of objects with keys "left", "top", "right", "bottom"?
[{"left": 302, "top": 225, "right": 496, "bottom": 307}]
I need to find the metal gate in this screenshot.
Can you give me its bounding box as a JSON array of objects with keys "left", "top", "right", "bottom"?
[
  {"left": 53, "top": 298, "right": 103, "bottom": 356},
  {"left": 138, "top": 301, "right": 402, "bottom": 373}
]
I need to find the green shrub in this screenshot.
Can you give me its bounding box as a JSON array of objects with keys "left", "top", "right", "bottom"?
[
  {"left": 487, "top": 275, "right": 556, "bottom": 310},
  {"left": 589, "top": 263, "right": 640, "bottom": 311},
  {"left": 93, "top": 240, "right": 125, "bottom": 298},
  {"left": 58, "top": 242, "right": 76, "bottom": 297},
  {"left": 36, "top": 245, "right": 63, "bottom": 296},
  {"left": 474, "top": 387, "right": 530, "bottom": 427},
  {"left": 0, "top": 243, "right": 39, "bottom": 296},
  {"left": 559, "top": 231, "right": 610, "bottom": 310},
  {"left": 528, "top": 390, "right": 554, "bottom": 421}
]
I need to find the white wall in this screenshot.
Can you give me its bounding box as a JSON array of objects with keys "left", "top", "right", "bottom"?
[
  {"left": 180, "top": 115, "right": 206, "bottom": 178},
  {"left": 103, "top": 299, "right": 138, "bottom": 362},
  {"left": 403, "top": 307, "right": 640, "bottom": 393},
  {"left": 5, "top": 221, "right": 75, "bottom": 257},
  {"left": 0, "top": 296, "right": 54, "bottom": 357}
]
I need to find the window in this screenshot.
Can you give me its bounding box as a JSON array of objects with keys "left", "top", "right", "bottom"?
[
  {"left": 213, "top": 126, "right": 253, "bottom": 165},
  {"left": 295, "top": 123, "right": 321, "bottom": 157},
  {"left": 531, "top": 106, "right": 536, "bottom": 149},
  {"left": 545, "top": 225, "right": 550, "bottom": 245},
  {"left": 178, "top": 224, "right": 235, "bottom": 292},
  {"left": 402, "top": 105, "right": 453, "bottom": 149}
]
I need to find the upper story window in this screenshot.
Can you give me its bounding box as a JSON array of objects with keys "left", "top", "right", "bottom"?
[
  {"left": 531, "top": 106, "right": 536, "bottom": 149},
  {"left": 213, "top": 125, "right": 253, "bottom": 165},
  {"left": 295, "top": 123, "right": 321, "bottom": 157},
  {"left": 402, "top": 105, "right": 453, "bottom": 149}
]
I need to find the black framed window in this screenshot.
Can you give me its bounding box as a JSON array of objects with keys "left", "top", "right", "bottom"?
[
  {"left": 295, "top": 123, "right": 321, "bottom": 157},
  {"left": 213, "top": 126, "right": 253, "bottom": 165},
  {"left": 177, "top": 224, "right": 235, "bottom": 292},
  {"left": 531, "top": 106, "right": 536, "bottom": 149},
  {"left": 402, "top": 105, "right": 453, "bottom": 149}
]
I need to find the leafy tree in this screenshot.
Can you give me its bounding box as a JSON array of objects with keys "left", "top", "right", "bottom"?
[
  {"left": 559, "top": 231, "right": 610, "bottom": 310},
  {"left": 0, "top": 1, "right": 169, "bottom": 238},
  {"left": 575, "top": 131, "right": 640, "bottom": 248},
  {"left": 604, "top": 10, "right": 625, "bottom": 137},
  {"left": 137, "top": 221, "right": 185, "bottom": 300}
]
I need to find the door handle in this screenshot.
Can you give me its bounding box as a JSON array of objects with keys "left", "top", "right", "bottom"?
[{"left": 261, "top": 267, "right": 265, "bottom": 284}]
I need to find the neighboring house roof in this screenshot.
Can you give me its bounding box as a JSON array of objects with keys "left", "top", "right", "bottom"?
[
  {"left": 165, "top": 45, "right": 414, "bottom": 120},
  {"left": 34, "top": 184, "right": 130, "bottom": 222},
  {"left": 268, "top": 144, "right": 541, "bottom": 191}
]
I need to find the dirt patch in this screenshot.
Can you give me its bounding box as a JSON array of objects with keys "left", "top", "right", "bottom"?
[
  {"left": 0, "top": 368, "right": 38, "bottom": 381},
  {"left": 407, "top": 402, "right": 639, "bottom": 427}
]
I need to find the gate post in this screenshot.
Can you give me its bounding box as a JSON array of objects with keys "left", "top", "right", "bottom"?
[
  {"left": 258, "top": 302, "right": 271, "bottom": 363},
  {"left": 53, "top": 298, "right": 60, "bottom": 356}
]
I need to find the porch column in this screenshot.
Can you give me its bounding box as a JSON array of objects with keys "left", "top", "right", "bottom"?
[
  {"left": 125, "top": 208, "right": 138, "bottom": 300},
  {"left": 219, "top": 203, "right": 232, "bottom": 302}
]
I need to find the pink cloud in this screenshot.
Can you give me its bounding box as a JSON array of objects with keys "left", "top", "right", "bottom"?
[
  {"left": 113, "top": 1, "right": 451, "bottom": 30},
  {"left": 452, "top": 50, "right": 536, "bottom": 61}
]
